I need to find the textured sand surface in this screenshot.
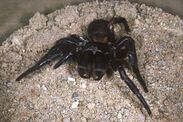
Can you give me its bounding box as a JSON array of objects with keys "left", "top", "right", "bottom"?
[{"left": 0, "top": 1, "right": 183, "bottom": 122}]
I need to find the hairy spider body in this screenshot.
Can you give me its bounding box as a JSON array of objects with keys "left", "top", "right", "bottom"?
[{"left": 16, "top": 17, "right": 152, "bottom": 115}]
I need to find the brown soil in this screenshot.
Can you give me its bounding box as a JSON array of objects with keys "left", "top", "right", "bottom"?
[{"left": 0, "top": 1, "right": 183, "bottom": 122}]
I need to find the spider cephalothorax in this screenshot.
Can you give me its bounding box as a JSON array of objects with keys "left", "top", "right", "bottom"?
[{"left": 16, "top": 17, "right": 152, "bottom": 115}]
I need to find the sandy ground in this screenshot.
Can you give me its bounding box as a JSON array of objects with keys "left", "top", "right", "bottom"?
[{"left": 0, "top": 1, "right": 183, "bottom": 122}]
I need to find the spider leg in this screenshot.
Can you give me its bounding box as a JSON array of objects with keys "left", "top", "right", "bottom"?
[
  {"left": 118, "top": 65, "right": 152, "bottom": 115},
  {"left": 109, "top": 17, "right": 130, "bottom": 33},
  {"left": 16, "top": 35, "right": 87, "bottom": 81},
  {"left": 16, "top": 45, "right": 61, "bottom": 81},
  {"left": 116, "top": 37, "right": 148, "bottom": 92},
  {"left": 53, "top": 53, "right": 72, "bottom": 69}
]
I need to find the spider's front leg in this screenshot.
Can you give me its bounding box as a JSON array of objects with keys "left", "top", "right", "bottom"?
[
  {"left": 115, "top": 36, "right": 148, "bottom": 92},
  {"left": 16, "top": 35, "right": 87, "bottom": 81},
  {"left": 118, "top": 65, "right": 152, "bottom": 115}
]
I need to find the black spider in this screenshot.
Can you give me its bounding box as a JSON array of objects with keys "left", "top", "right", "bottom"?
[{"left": 16, "top": 17, "right": 152, "bottom": 115}]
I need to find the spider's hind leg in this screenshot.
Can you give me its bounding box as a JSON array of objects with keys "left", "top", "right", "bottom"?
[
  {"left": 116, "top": 36, "right": 148, "bottom": 92},
  {"left": 109, "top": 17, "right": 130, "bottom": 33}
]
